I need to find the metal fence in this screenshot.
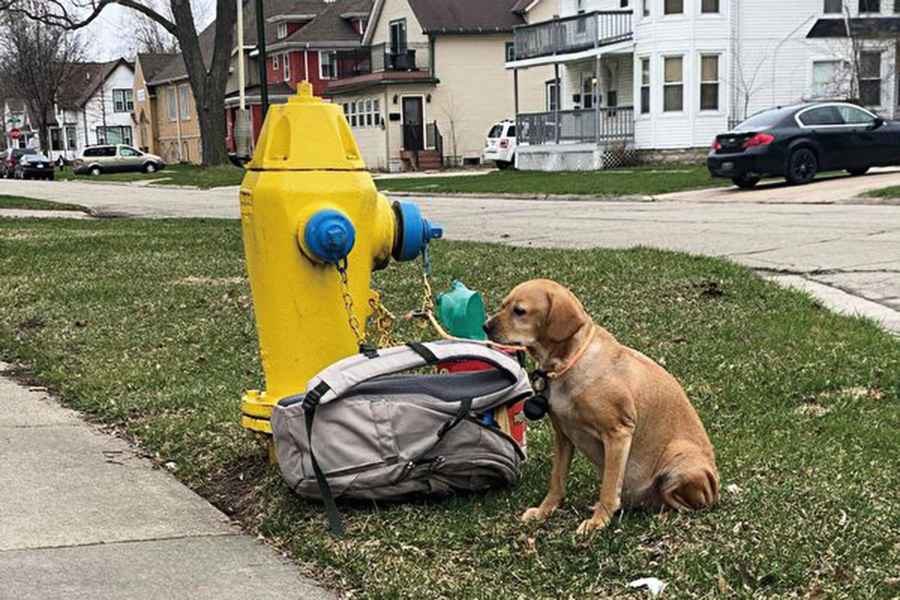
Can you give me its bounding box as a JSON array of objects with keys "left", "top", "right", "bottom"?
[
  {"left": 513, "top": 11, "right": 632, "bottom": 61},
  {"left": 517, "top": 107, "right": 634, "bottom": 146},
  {"left": 369, "top": 42, "right": 430, "bottom": 73}
]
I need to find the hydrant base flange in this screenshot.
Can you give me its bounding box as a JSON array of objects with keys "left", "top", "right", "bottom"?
[{"left": 241, "top": 390, "right": 273, "bottom": 434}]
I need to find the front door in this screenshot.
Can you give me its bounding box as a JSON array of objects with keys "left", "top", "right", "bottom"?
[{"left": 402, "top": 97, "right": 424, "bottom": 151}]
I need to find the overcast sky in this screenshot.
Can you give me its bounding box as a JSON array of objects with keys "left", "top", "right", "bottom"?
[{"left": 81, "top": 0, "right": 214, "bottom": 61}]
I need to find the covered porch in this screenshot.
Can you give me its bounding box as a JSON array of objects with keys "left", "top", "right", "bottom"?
[{"left": 509, "top": 10, "right": 637, "bottom": 171}]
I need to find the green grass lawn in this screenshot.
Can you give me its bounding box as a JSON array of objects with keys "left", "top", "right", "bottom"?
[
  {"left": 375, "top": 164, "right": 731, "bottom": 196},
  {"left": 0, "top": 194, "right": 86, "bottom": 212},
  {"left": 56, "top": 163, "right": 244, "bottom": 189},
  {"left": 0, "top": 218, "right": 898, "bottom": 598},
  {"left": 862, "top": 185, "right": 900, "bottom": 199}
]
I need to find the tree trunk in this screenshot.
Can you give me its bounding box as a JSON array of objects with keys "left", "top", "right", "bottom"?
[{"left": 197, "top": 75, "right": 228, "bottom": 166}]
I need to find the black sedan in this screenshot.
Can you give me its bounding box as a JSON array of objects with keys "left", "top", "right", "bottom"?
[
  {"left": 708, "top": 102, "right": 899, "bottom": 188},
  {"left": 14, "top": 153, "right": 55, "bottom": 180}
]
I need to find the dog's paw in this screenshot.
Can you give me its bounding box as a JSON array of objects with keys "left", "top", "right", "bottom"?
[
  {"left": 520, "top": 507, "right": 547, "bottom": 523},
  {"left": 576, "top": 514, "right": 611, "bottom": 536}
]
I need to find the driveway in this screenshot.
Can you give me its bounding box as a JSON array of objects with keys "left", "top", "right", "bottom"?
[{"left": 2, "top": 177, "right": 898, "bottom": 333}]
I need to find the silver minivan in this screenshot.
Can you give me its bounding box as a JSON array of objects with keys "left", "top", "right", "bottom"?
[{"left": 73, "top": 145, "right": 166, "bottom": 176}]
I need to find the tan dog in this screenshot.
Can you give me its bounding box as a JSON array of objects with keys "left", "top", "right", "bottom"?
[{"left": 484, "top": 279, "right": 719, "bottom": 535}]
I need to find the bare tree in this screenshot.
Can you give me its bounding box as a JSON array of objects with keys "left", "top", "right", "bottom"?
[
  {"left": 131, "top": 3, "right": 180, "bottom": 54},
  {"left": 3, "top": 0, "right": 237, "bottom": 165},
  {"left": 733, "top": 51, "right": 768, "bottom": 121},
  {"left": 817, "top": 4, "right": 895, "bottom": 106},
  {"left": 0, "top": 4, "right": 85, "bottom": 153}
]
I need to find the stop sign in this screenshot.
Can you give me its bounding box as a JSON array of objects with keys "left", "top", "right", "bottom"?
[{"left": 9, "top": 128, "right": 21, "bottom": 140}]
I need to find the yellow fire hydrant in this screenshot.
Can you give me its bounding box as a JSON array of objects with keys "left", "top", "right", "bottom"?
[{"left": 238, "top": 82, "right": 442, "bottom": 435}]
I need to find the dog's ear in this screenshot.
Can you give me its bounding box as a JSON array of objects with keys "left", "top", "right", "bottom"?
[{"left": 544, "top": 288, "right": 587, "bottom": 342}]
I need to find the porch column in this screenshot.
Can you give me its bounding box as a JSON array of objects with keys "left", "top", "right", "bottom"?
[
  {"left": 554, "top": 62, "right": 560, "bottom": 144},
  {"left": 594, "top": 56, "right": 601, "bottom": 145}
]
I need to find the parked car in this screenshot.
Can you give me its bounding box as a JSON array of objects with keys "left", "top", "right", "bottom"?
[
  {"left": 708, "top": 102, "right": 898, "bottom": 189},
  {"left": 1, "top": 148, "right": 38, "bottom": 178},
  {"left": 72, "top": 144, "right": 166, "bottom": 176},
  {"left": 14, "top": 153, "right": 54, "bottom": 180},
  {"left": 482, "top": 120, "right": 517, "bottom": 169}
]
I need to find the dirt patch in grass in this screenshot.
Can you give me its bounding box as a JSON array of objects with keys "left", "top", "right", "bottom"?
[{"left": 0, "top": 194, "right": 88, "bottom": 212}]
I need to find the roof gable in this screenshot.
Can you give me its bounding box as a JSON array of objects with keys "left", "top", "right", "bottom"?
[{"left": 407, "top": 0, "right": 524, "bottom": 34}]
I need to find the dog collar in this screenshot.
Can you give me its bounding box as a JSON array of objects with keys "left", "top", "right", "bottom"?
[{"left": 547, "top": 324, "right": 595, "bottom": 380}]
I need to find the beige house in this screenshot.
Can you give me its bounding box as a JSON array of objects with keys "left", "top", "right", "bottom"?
[
  {"left": 324, "top": 0, "right": 550, "bottom": 171},
  {"left": 133, "top": 36, "right": 211, "bottom": 165}
]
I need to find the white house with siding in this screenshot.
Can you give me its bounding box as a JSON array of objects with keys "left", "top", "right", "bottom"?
[
  {"left": 507, "top": 0, "right": 900, "bottom": 170},
  {"left": 1, "top": 58, "right": 134, "bottom": 162}
]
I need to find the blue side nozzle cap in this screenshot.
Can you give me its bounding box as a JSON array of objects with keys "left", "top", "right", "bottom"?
[
  {"left": 393, "top": 201, "right": 443, "bottom": 262},
  {"left": 304, "top": 209, "right": 356, "bottom": 264}
]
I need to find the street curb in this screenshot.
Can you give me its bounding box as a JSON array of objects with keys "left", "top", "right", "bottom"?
[{"left": 384, "top": 190, "right": 656, "bottom": 203}]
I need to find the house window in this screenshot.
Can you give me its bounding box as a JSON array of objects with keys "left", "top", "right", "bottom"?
[
  {"left": 663, "top": 56, "right": 683, "bottom": 111},
  {"left": 389, "top": 19, "right": 407, "bottom": 54},
  {"left": 179, "top": 85, "right": 191, "bottom": 120},
  {"left": 277, "top": 22, "right": 287, "bottom": 39},
  {"left": 824, "top": 0, "right": 842, "bottom": 12},
  {"left": 640, "top": 57, "right": 650, "bottom": 114},
  {"left": 701, "top": 0, "right": 720, "bottom": 13},
  {"left": 283, "top": 53, "right": 291, "bottom": 82},
  {"left": 348, "top": 102, "right": 356, "bottom": 127},
  {"left": 642, "top": 0, "right": 650, "bottom": 17},
  {"left": 700, "top": 55, "right": 719, "bottom": 110},
  {"left": 812, "top": 60, "right": 844, "bottom": 97},
  {"left": 112, "top": 89, "right": 133, "bottom": 113},
  {"left": 664, "top": 0, "right": 683, "bottom": 15},
  {"left": 65, "top": 126, "right": 76, "bottom": 150},
  {"left": 96, "top": 126, "right": 132, "bottom": 145},
  {"left": 51, "top": 127, "right": 63, "bottom": 151},
  {"left": 605, "top": 66, "right": 617, "bottom": 107},
  {"left": 860, "top": 51, "right": 882, "bottom": 106},
  {"left": 365, "top": 99, "right": 373, "bottom": 126},
  {"left": 582, "top": 77, "right": 595, "bottom": 109},
  {"left": 320, "top": 51, "right": 338, "bottom": 79},
  {"left": 273, "top": 54, "right": 279, "bottom": 69},
  {"left": 374, "top": 98, "right": 381, "bottom": 125},
  {"left": 546, "top": 80, "right": 560, "bottom": 111},
  {"left": 505, "top": 42, "right": 515, "bottom": 62},
  {"left": 859, "top": 0, "right": 880, "bottom": 12},
  {"left": 166, "top": 87, "right": 177, "bottom": 121}
]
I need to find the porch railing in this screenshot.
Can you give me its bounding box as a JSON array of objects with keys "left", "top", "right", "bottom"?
[
  {"left": 513, "top": 11, "right": 633, "bottom": 61},
  {"left": 370, "top": 42, "right": 430, "bottom": 73},
  {"left": 516, "top": 107, "right": 634, "bottom": 146}
]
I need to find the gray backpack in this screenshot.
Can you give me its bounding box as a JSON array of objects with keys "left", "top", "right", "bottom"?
[{"left": 271, "top": 341, "right": 532, "bottom": 535}]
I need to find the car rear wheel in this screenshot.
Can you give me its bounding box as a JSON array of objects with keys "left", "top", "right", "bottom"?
[
  {"left": 496, "top": 159, "right": 513, "bottom": 170},
  {"left": 786, "top": 148, "right": 818, "bottom": 185},
  {"left": 732, "top": 175, "right": 761, "bottom": 189},
  {"left": 144, "top": 162, "right": 157, "bottom": 173},
  {"left": 90, "top": 166, "right": 102, "bottom": 176},
  {"left": 847, "top": 167, "right": 870, "bottom": 176}
]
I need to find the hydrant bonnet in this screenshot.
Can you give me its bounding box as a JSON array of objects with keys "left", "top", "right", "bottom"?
[{"left": 304, "top": 209, "right": 357, "bottom": 264}]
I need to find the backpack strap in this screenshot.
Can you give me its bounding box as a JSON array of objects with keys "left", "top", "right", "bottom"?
[{"left": 301, "top": 380, "right": 344, "bottom": 537}]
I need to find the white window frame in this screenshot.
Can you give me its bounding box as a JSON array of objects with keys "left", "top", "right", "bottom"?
[
  {"left": 277, "top": 22, "right": 288, "bottom": 39},
  {"left": 166, "top": 87, "right": 177, "bottom": 121},
  {"left": 859, "top": 50, "right": 883, "bottom": 107},
  {"left": 640, "top": 0, "right": 650, "bottom": 18},
  {"left": 112, "top": 88, "right": 133, "bottom": 113},
  {"left": 699, "top": 54, "right": 721, "bottom": 112},
  {"left": 811, "top": 59, "right": 846, "bottom": 99},
  {"left": 662, "top": 55, "right": 684, "bottom": 113},
  {"left": 700, "top": 0, "right": 721, "bottom": 14},
  {"left": 282, "top": 53, "right": 291, "bottom": 82},
  {"left": 319, "top": 50, "right": 338, "bottom": 80},
  {"left": 179, "top": 84, "right": 191, "bottom": 120},
  {"left": 638, "top": 55, "right": 651, "bottom": 116},
  {"left": 273, "top": 53, "right": 279, "bottom": 69},
  {"left": 663, "top": 0, "right": 684, "bottom": 16},
  {"left": 545, "top": 80, "right": 560, "bottom": 111},
  {"left": 858, "top": 0, "right": 881, "bottom": 14},
  {"left": 823, "top": 0, "right": 842, "bottom": 13}
]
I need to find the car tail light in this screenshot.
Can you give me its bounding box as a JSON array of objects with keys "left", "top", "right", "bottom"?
[
  {"left": 499, "top": 139, "right": 509, "bottom": 149},
  {"left": 711, "top": 139, "right": 721, "bottom": 151},
  {"left": 743, "top": 133, "right": 775, "bottom": 148}
]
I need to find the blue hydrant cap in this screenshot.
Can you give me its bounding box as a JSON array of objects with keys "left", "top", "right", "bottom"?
[
  {"left": 304, "top": 209, "right": 356, "bottom": 264},
  {"left": 393, "top": 201, "right": 443, "bottom": 262}
]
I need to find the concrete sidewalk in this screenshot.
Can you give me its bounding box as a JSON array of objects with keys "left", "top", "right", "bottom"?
[{"left": 0, "top": 363, "right": 334, "bottom": 600}]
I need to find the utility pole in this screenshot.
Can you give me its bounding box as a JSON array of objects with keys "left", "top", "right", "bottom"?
[{"left": 255, "top": 0, "right": 269, "bottom": 119}]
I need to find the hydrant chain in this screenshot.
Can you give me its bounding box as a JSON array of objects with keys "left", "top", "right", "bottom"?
[{"left": 336, "top": 261, "right": 366, "bottom": 348}]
